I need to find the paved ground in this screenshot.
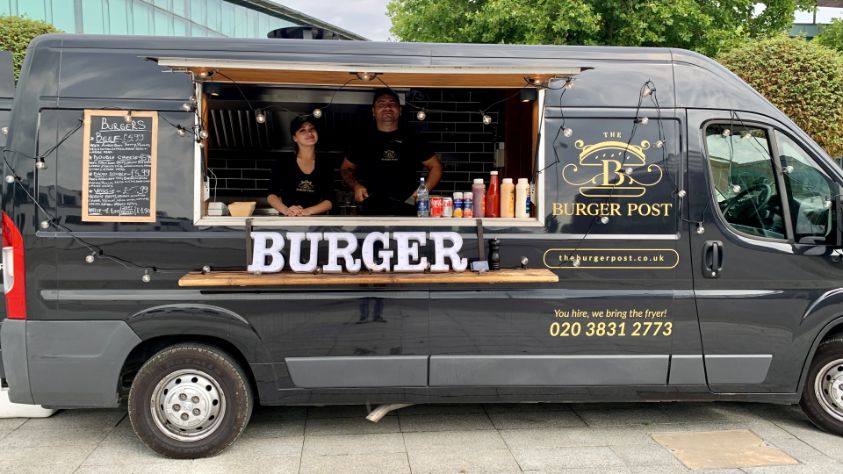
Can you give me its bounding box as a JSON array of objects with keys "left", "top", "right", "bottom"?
[{"left": 0, "top": 401, "right": 840, "bottom": 473}]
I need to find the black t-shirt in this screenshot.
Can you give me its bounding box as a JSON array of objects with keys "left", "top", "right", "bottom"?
[
  {"left": 347, "top": 128, "right": 434, "bottom": 202},
  {"left": 269, "top": 155, "right": 334, "bottom": 209}
]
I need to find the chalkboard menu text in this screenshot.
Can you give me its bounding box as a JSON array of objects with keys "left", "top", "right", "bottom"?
[{"left": 82, "top": 110, "right": 158, "bottom": 222}]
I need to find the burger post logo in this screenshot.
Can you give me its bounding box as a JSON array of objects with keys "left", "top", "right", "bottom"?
[{"left": 554, "top": 132, "right": 672, "bottom": 217}]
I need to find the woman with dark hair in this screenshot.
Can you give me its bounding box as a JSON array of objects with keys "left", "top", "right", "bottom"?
[{"left": 268, "top": 116, "right": 333, "bottom": 216}]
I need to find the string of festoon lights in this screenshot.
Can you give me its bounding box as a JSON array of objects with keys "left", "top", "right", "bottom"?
[{"left": 2, "top": 72, "right": 687, "bottom": 277}]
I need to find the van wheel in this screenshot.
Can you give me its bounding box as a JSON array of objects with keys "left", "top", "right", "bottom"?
[
  {"left": 128, "top": 343, "right": 253, "bottom": 459},
  {"left": 800, "top": 337, "right": 843, "bottom": 435}
]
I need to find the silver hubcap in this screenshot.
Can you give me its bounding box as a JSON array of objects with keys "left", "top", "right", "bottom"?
[
  {"left": 150, "top": 369, "right": 225, "bottom": 442},
  {"left": 814, "top": 358, "right": 843, "bottom": 422}
]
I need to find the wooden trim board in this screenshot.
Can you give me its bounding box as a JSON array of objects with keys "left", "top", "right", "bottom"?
[{"left": 179, "top": 269, "right": 558, "bottom": 287}]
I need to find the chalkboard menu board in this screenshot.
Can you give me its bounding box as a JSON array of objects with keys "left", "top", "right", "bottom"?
[{"left": 82, "top": 110, "right": 158, "bottom": 222}]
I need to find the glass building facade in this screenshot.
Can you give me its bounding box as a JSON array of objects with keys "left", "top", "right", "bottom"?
[{"left": 0, "top": 0, "right": 357, "bottom": 39}]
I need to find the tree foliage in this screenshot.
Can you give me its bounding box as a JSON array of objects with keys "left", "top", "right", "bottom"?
[
  {"left": 717, "top": 36, "right": 843, "bottom": 157},
  {"left": 816, "top": 19, "right": 843, "bottom": 54},
  {"left": 0, "top": 16, "right": 60, "bottom": 79},
  {"left": 387, "top": 0, "right": 814, "bottom": 57}
]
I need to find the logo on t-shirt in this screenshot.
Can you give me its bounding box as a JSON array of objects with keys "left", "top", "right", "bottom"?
[
  {"left": 296, "top": 180, "right": 315, "bottom": 193},
  {"left": 382, "top": 149, "right": 398, "bottom": 161}
]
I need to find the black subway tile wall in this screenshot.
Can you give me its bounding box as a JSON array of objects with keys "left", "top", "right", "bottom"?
[{"left": 206, "top": 88, "right": 504, "bottom": 200}]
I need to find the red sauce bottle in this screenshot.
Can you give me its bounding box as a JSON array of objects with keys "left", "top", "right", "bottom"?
[{"left": 486, "top": 170, "right": 500, "bottom": 218}]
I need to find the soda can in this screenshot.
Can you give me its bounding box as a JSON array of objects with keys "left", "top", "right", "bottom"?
[
  {"left": 453, "top": 192, "right": 464, "bottom": 218},
  {"left": 442, "top": 197, "right": 453, "bottom": 217},
  {"left": 430, "top": 196, "right": 443, "bottom": 217}
]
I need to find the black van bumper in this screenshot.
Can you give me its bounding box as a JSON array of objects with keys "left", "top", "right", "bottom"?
[{"left": 0, "top": 319, "right": 141, "bottom": 407}]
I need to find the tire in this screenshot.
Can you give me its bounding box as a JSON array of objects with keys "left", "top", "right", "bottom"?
[
  {"left": 800, "top": 337, "right": 843, "bottom": 436},
  {"left": 128, "top": 343, "right": 253, "bottom": 459}
]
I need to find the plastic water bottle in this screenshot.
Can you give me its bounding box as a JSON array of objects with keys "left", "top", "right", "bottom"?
[{"left": 416, "top": 178, "right": 430, "bottom": 217}]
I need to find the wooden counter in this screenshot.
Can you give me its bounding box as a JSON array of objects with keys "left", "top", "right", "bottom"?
[{"left": 179, "top": 269, "right": 558, "bottom": 287}]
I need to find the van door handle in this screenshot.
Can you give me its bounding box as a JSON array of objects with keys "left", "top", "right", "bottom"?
[{"left": 703, "top": 240, "right": 723, "bottom": 278}]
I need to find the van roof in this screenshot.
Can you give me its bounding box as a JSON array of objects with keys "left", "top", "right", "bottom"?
[{"left": 21, "top": 34, "right": 800, "bottom": 142}]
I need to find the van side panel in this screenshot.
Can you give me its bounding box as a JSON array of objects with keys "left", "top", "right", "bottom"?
[{"left": 26, "top": 320, "right": 141, "bottom": 407}]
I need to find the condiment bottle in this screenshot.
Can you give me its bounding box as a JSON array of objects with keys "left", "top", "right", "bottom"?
[
  {"left": 453, "top": 192, "right": 464, "bottom": 218},
  {"left": 463, "top": 192, "right": 474, "bottom": 218},
  {"left": 472, "top": 178, "right": 485, "bottom": 218},
  {"left": 486, "top": 171, "right": 500, "bottom": 218},
  {"left": 515, "top": 178, "right": 530, "bottom": 218},
  {"left": 500, "top": 178, "right": 515, "bottom": 218}
]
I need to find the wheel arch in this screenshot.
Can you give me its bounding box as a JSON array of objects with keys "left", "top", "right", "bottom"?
[
  {"left": 797, "top": 314, "right": 843, "bottom": 397},
  {"left": 119, "top": 304, "right": 271, "bottom": 401}
]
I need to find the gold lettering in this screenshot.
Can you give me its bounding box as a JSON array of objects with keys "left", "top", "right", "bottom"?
[{"left": 601, "top": 160, "right": 625, "bottom": 186}]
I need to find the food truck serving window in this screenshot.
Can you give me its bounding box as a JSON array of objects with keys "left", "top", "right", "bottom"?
[{"left": 166, "top": 61, "right": 573, "bottom": 228}]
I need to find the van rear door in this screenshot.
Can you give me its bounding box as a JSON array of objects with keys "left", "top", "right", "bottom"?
[
  {"left": 688, "top": 109, "right": 843, "bottom": 393},
  {"left": 0, "top": 50, "right": 15, "bottom": 384}
]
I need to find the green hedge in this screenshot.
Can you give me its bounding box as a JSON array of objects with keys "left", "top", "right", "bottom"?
[
  {"left": 816, "top": 19, "right": 843, "bottom": 54},
  {"left": 717, "top": 36, "right": 843, "bottom": 157},
  {"left": 0, "top": 16, "right": 60, "bottom": 79}
]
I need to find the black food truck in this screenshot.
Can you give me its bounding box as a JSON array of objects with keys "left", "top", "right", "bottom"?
[{"left": 2, "top": 34, "right": 843, "bottom": 458}]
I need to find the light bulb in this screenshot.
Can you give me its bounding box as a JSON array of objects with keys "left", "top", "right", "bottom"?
[
  {"left": 5, "top": 175, "right": 15, "bottom": 183},
  {"left": 624, "top": 167, "right": 633, "bottom": 175},
  {"left": 600, "top": 216, "right": 610, "bottom": 224},
  {"left": 825, "top": 200, "right": 832, "bottom": 209},
  {"left": 35, "top": 158, "right": 47, "bottom": 170},
  {"left": 312, "top": 108, "right": 323, "bottom": 119},
  {"left": 564, "top": 80, "right": 574, "bottom": 90},
  {"left": 572, "top": 258, "right": 581, "bottom": 268},
  {"left": 638, "top": 117, "right": 649, "bottom": 125},
  {"left": 416, "top": 110, "right": 426, "bottom": 121},
  {"left": 198, "top": 129, "right": 209, "bottom": 139},
  {"left": 356, "top": 72, "right": 377, "bottom": 81},
  {"left": 255, "top": 111, "right": 266, "bottom": 123},
  {"left": 655, "top": 140, "right": 664, "bottom": 149},
  {"left": 2, "top": 126, "right": 9, "bottom": 135},
  {"left": 85, "top": 253, "right": 95, "bottom": 264},
  {"left": 482, "top": 114, "right": 492, "bottom": 125},
  {"left": 124, "top": 114, "right": 132, "bottom": 123},
  {"left": 202, "top": 265, "right": 212, "bottom": 273},
  {"left": 189, "top": 95, "right": 197, "bottom": 103},
  {"left": 563, "top": 128, "right": 573, "bottom": 138},
  {"left": 784, "top": 165, "right": 794, "bottom": 174},
  {"left": 678, "top": 189, "right": 687, "bottom": 198},
  {"left": 696, "top": 224, "right": 705, "bottom": 235},
  {"left": 722, "top": 129, "right": 731, "bottom": 137},
  {"left": 181, "top": 103, "right": 192, "bottom": 112},
  {"left": 39, "top": 220, "right": 50, "bottom": 230},
  {"left": 176, "top": 127, "right": 186, "bottom": 137},
  {"left": 732, "top": 184, "right": 741, "bottom": 193},
  {"left": 142, "top": 270, "right": 151, "bottom": 283},
  {"left": 741, "top": 131, "right": 752, "bottom": 140},
  {"left": 198, "top": 71, "right": 209, "bottom": 79},
  {"left": 642, "top": 85, "right": 653, "bottom": 96},
  {"left": 198, "top": 141, "right": 205, "bottom": 149}
]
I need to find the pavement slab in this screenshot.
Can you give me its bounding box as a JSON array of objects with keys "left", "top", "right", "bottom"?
[
  {"left": 509, "top": 445, "right": 627, "bottom": 471},
  {"left": 398, "top": 412, "right": 496, "bottom": 432},
  {"left": 300, "top": 452, "right": 410, "bottom": 474}
]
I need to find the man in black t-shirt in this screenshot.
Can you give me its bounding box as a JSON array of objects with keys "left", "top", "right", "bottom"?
[{"left": 341, "top": 89, "right": 443, "bottom": 216}]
